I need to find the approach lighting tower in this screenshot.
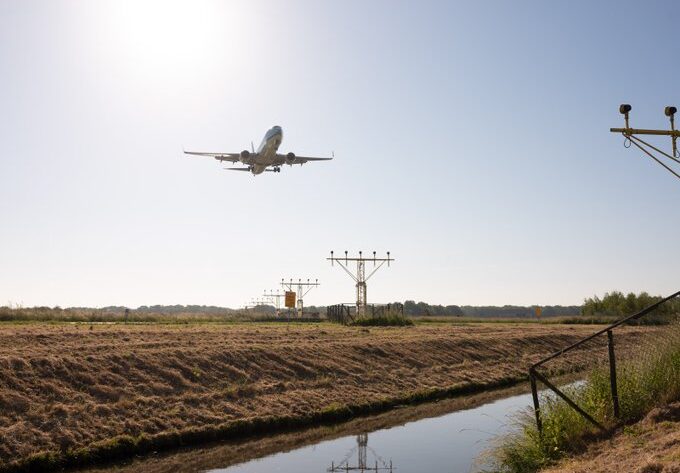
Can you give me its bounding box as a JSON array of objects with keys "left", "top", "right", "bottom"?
[
  {"left": 249, "top": 298, "right": 271, "bottom": 309},
  {"left": 280, "top": 278, "right": 320, "bottom": 318},
  {"left": 610, "top": 104, "right": 680, "bottom": 180},
  {"left": 327, "top": 251, "right": 394, "bottom": 318},
  {"left": 263, "top": 290, "right": 285, "bottom": 316}
]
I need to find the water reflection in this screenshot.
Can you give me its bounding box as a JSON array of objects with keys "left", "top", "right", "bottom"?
[
  {"left": 212, "top": 390, "right": 538, "bottom": 473},
  {"left": 327, "top": 433, "right": 394, "bottom": 472}
]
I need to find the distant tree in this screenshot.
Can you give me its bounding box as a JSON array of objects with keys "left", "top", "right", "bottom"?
[
  {"left": 445, "top": 305, "right": 464, "bottom": 317},
  {"left": 416, "top": 302, "right": 430, "bottom": 316},
  {"left": 403, "top": 300, "right": 418, "bottom": 316}
]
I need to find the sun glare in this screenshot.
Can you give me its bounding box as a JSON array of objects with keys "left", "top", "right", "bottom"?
[{"left": 101, "top": 0, "right": 238, "bottom": 83}]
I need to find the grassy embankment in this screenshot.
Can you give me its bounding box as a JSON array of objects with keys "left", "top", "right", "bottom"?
[
  {"left": 0, "top": 322, "right": 651, "bottom": 471},
  {"left": 491, "top": 325, "right": 680, "bottom": 473},
  {"left": 542, "top": 400, "right": 680, "bottom": 473}
]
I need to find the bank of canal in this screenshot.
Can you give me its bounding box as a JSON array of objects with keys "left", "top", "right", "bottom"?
[{"left": 86, "top": 383, "right": 555, "bottom": 473}]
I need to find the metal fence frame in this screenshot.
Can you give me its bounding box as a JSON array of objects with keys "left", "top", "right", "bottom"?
[
  {"left": 326, "top": 303, "right": 404, "bottom": 325},
  {"left": 529, "top": 290, "right": 680, "bottom": 433}
]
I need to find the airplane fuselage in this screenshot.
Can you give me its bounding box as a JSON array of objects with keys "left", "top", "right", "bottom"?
[
  {"left": 243, "top": 126, "right": 283, "bottom": 174},
  {"left": 185, "top": 125, "right": 331, "bottom": 175}
]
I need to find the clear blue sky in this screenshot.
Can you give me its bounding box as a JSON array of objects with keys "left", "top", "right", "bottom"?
[{"left": 1, "top": 0, "right": 679, "bottom": 308}]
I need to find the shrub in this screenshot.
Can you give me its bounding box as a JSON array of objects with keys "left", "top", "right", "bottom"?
[{"left": 351, "top": 313, "right": 413, "bottom": 327}]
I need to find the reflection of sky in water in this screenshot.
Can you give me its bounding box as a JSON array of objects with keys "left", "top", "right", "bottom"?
[{"left": 210, "top": 391, "right": 535, "bottom": 473}]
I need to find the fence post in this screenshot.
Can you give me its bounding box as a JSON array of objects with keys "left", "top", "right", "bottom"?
[
  {"left": 607, "top": 330, "right": 620, "bottom": 418},
  {"left": 530, "top": 369, "right": 542, "bottom": 434}
]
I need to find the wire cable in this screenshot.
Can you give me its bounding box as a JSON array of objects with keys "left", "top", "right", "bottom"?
[
  {"left": 628, "top": 134, "right": 680, "bottom": 165},
  {"left": 626, "top": 136, "right": 680, "bottom": 181}
]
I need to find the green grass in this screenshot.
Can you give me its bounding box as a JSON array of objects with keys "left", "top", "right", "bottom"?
[
  {"left": 490, "top": 329, "right": 680, "bottom": 473},
  {"left": 351, "top": 313, "right": 414, "bottom": 326}
]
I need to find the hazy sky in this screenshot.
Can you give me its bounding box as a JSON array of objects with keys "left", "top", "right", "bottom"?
[{"left": 1, "top": 0, "right": 679, "bottom": 308}]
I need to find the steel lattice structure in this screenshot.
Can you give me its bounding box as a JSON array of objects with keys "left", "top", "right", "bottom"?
[
  {"left": 327, "top": 251, "right": 394, "bottom": 317},
  {"left": 280, "top": 278, "right": 320, "bottom": 317}
]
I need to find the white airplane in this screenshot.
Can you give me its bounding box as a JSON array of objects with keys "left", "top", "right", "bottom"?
[{"left": 184, "top": 126, "right": 333, "bottom": 175}]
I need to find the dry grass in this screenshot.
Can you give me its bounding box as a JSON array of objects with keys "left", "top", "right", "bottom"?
[
  {"left": 0, "top": 322, "right": 652, "bottom": 469},
  {"left": 543, "top": 401, "right": 680, "bottom": 473}
]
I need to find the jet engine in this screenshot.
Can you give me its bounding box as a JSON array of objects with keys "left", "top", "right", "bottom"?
[
  {"left": 240, "top": 150, "right": 251, "bottom": 163},
  {"left": 285, "top": 152, "right": 296, "bottom": 165}
]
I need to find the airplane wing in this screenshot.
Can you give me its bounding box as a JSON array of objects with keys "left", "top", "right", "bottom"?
[
  {"left": 274, "top": 153, "right": 334, "bottom": 165},
  {"left": 184, "top": 150, "right": 241, "bottom": 163}
]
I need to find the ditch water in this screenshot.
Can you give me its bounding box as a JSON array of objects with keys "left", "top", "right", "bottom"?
[
  {"left": 91, "top": 385, "right": 552, "bottom": 473},
  {"left": 209, "top": 390, "right": 534, "bottom": 473}
]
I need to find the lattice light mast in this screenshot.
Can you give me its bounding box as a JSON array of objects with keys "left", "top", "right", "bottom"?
[
  {"left": 328, "top": 251, "right": 394, "bottom": 317},
  {"left": 263, "top": 290, "right": 284, "bottom": 316},
  {"left": 610, "top": 104, "right": 680, "bottom": 180},
  {"left": 249, "top": 298, "right": 271, "bottom": 308},
  {"left": 280, "top": 278, "right": 320, "bottom": 318}
]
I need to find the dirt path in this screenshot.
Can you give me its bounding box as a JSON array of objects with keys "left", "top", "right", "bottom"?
[{"left": 0, "top": 322, "right": 650, "bottom": 468}]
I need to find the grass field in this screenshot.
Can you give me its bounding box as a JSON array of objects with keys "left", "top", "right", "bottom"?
[{"left": 0, "top": 322, "right": 653, "bottom": 470}]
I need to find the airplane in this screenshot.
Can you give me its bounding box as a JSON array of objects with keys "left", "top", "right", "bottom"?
[{"left": 184, "top": 126, "right": 333, "bottom": 175}]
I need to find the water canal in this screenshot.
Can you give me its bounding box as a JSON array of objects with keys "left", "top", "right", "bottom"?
[
  {"left": 210, "top": 389, "right": 533, "bottom": 473},
  {"left": 88, "top": 382, "right": 557, "bottom": 473}
]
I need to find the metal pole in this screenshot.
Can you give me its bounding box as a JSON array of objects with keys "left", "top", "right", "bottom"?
[
  {"left": 529, "top": 369, "right": 542, "bottom": 434},
  {"left": 534, "top": 370, "right": 606, "bottom": 432},
  {"left": 607, "top": 330, "right": 620, "bottom": 418},
  {"left": 610, "top": 127, "right": 680, "bottom": 137}
]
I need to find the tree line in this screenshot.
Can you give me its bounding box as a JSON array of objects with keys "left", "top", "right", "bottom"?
[
  {"left": 581, "top": 291, "right": 680, "bottom": 317},
  {"left": 398, "top": 301, "right": 580, "bottom": 318}
]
